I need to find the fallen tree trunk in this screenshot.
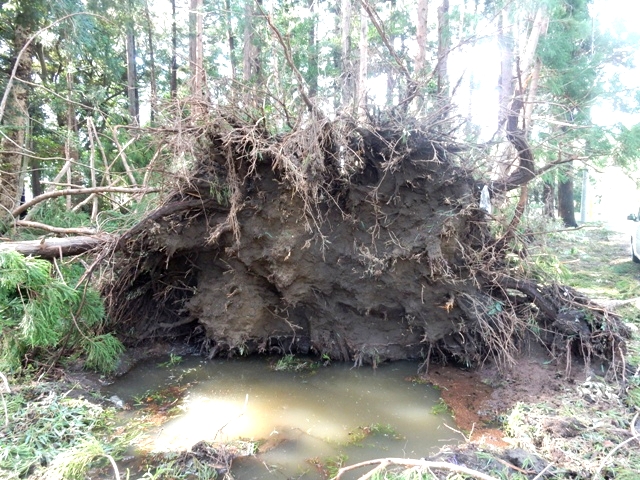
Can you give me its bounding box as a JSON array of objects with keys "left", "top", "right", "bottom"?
[{"left": 0, "top": 235, "right": 109, "bottom": 258}]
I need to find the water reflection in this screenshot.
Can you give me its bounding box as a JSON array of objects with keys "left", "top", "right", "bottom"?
[{"left": 105, "top": 356, "right": 459, "bottom": 478}]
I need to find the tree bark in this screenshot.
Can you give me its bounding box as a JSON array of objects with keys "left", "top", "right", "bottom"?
[
  {"left": 497, "top": 8, "right": 513, "bottom": 129},
  {"left": 340, "top": 0, "right": 353, "bottom": 112},
  {"left": 357, "top": 2, "right": 368, "bottom": 119},
  {"left": 436, "top": 0, "right": 450, "bottom": 97},
  {"left": 126, "top": 1, "right": 139, "bottom": 124},
  {"left": 0, "top": 235, "right": 108, "bottom": 258},
  {"left": 170, "top": 0, "right": 178, "bottom": 97},
  {"left": 542, "top": 179, "right": 555, "bottom": 218},
  {"left": 415, "top": 0, "right": 428, "bottom": 77},
  {"left": 225, "top": 0, "right": 237, "bottom": 79},
  {"left": 0, "top": 23, "right": 32, "bottom": 221},
  {"left": 189, "top": 0, "right": 206, "bottom": 115},
  {"left": 307, "top": 0, "right": 318, "bottom": 97},
  {"left": 144, "top": 0, "right": 157, "bottom": 122},
  {"left": 558, "top": 163, "right": 577, "bottom": 227}
]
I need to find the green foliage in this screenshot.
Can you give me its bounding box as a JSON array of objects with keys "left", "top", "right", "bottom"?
[
  {"left": 430, "top": 398, "right": 451, "bottom": 415},
  {"left": 0, "top": 251, "right": 123, "bottom": 374},
  {"left": 83, "top": 333, "right": 125, "bottom": 373},
  {"left": 157, "top": 353, "right": 183, "bottom": 368},
  {"left": 28, "top": 198, "right": 91, "bottom": 231}
]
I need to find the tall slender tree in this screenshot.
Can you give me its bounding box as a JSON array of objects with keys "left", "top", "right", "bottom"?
[
  {"left": 170, "top": 0, "right": 178, "bottom": 97},
  {"left": 0, "top": 0, "right": 40, "bottom": 221},
  {"left": 436, "top": 0, "right": 450, "bottom": 98},
  {"left": 415, "top": 0, "right": 428, "bottom": 78},
  {"left": 340, "top": 0, "right": 353, "bottom": 112},
  {"left": 126, "top": 0, "right": 140, "bottom": 124}
]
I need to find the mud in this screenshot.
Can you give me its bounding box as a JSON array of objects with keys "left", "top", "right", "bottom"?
[{"left": 425, "top": 344, "right": 586, "bottom": 448}]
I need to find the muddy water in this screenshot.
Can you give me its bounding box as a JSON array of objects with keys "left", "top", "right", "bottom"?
[{"left": 105, "top": 356, "right": 459, "bottom": 479}]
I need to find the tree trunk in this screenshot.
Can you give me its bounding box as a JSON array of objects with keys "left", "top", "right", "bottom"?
[
  {"left": 385, "top": 0, "right": 396, "bottom": 107},
  {"left": 521, "top": 7, "right": 548, "bottom": 77},
  {"left": 126, "top": 2, "right": 139, "bottom": 125},
  {"left": 225, "top": 0, "right": 237, "bottom": 80},
  {"left": 415, "top": 0, "right": 428, "bottom": 77},
  {"left": 189, "top": 0, "right": 205, "bottom": 115},
  {"left": 542, "top": 179, "right": 555, "bottom": 218},
  {"left": 497, "top": 9, "right": 513, "bottom": 129},
  {"left": 170, "top": 0, "right": 178, "bottom": 97},
  {"left": 0, "top": 235, "right": 108, "bottom": 258},
  {"left": 558, "top": 163, "right": 577, "bottom": 227},
  {"left": 0, "top": 24, "right": 32, "bottom": 222},
  {"left": 307, "top": 0, "right": 318, "bottom": 97},
  {"left": 357, "top": 2, "right": 368, "bottom": 119},
  {"left": 340, "top": 0, "right": 353, "bottom": 112},
  {"left": 436, "top": 0, "right": 450, "bottom": 97},
  {"left": 144, "top": 0, "right": 157, "bottom": 122}
]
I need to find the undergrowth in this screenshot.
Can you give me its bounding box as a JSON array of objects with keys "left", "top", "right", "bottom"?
[{"left": 0, "top": 379, "right": 127, "bottom": 479}]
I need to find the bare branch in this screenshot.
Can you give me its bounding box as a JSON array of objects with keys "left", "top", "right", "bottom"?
[
  {"left": 13, "top": 220, "right": 97, "bottom": 235},
  {"left": 12, "top": 186, "right": 159, "bottom": 218}
]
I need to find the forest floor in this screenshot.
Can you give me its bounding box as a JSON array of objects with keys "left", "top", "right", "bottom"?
[{"left": 423, "top": 221, "right": 640, "bottom": 478}]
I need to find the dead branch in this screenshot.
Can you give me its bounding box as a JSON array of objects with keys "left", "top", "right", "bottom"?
[
  {"left": 13, "top": 220, "right": 97, "bottom": 235},
  {"left": 0, "top": 235, "right": 109, "bottom": 258},
  {"left": 11, "top": 186, "right": 160, "bottom": 219},
  {"left": 332, "top": 458, "right": 500, "bottom": 480}
]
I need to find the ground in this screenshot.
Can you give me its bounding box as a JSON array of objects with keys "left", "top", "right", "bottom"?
[{"left": 421, "top": 222, "right": 640, "bottom": 478}]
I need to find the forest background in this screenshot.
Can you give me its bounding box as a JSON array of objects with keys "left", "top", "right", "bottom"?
[{"left": 1, "top": 0, "right": 640, "bottom": 232}]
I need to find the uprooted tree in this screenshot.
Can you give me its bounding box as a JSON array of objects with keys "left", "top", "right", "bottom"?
[
  {"left": 0, "top": 98, "right": 629, "bottom": 370},
  {"left": 89, "top": 99, "right": 628, "bottom": 370},
  {"left": 0, "top": 0, "right": 633, "bottom": 372}
]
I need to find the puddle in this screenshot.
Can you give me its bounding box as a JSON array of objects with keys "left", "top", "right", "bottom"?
[{"left": 104, "top": 356, "right": 460, "bottom": 478}]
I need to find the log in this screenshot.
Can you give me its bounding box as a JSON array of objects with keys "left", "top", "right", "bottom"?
[{"left": 0, "top": 234, "right": 110, "bottom": 258}]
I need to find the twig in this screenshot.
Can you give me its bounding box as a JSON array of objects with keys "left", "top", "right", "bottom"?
[
  {"left": 594, "top": 411, "right": 640, "bottom": 479},
  {"left": 532, "top": 462, "right": 554, "bottom": 480},
  {"left": 331, "top": 458, "right": 501, "bottom": 480},
  {"left": 0, "top": 372, "right": 10, "bottom": 427}
]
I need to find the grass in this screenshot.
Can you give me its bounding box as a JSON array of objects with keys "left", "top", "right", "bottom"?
[
  {"left": 540, "top": 224, "right": 640, "bottom": 299},
  {"left": 497, "top": 223, "right": 640, "bottom": 479},
  {"left": 0, "top": 377, "right": 128, "bottom": 479}
]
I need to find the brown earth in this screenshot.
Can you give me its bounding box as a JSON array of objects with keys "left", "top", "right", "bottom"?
[{"left": 426, "top": 349, "right": 583, "bottom": 448}]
